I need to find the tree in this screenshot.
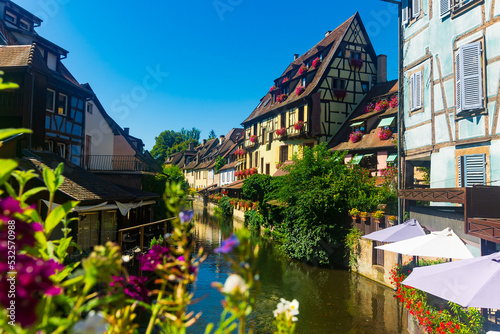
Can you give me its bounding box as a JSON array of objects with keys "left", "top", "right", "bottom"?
[
  {"left": 208, "top": 129, "right": 217, "bottom": 139},
  {"left": 214, "top": 156, "right": 225, "bottom": 174},
  {"left": 151, "top": 127, "right": 201, "bottom": 162}
]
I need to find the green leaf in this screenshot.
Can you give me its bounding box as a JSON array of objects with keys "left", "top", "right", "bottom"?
[
  {"left": 56, "top": 237, "right": 72, "bottom": 259},
  {"left": 43, "top": 163, "right": 65, "bottom": 194},
  {"left": 0, "top": 128, "right": 31, "bottom": 142},
  {"left": 47, "top": 241, "right": 55, "bottom": 259},
  {"left": 0, "top": 159, "right": 17, "bottom": 186},
  {"left": 3, "top": 182, "right": 17, "bottom": 198},
  {"left": 20, "top": 186, "right": 47, "bottom": 203},
  {"left": 44, "top": 201, "right": 78, "bottom": 236},
  {"left": 204, "top": 323, "right": 214, "bottom": 334}
]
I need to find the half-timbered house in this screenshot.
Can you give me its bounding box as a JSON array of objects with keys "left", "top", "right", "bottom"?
[{"left": 240, "top": 12, "right": 382, "bottom": 176}]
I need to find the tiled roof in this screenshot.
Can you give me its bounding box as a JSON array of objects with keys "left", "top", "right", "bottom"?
[
  {"left": 242, "top": 13, "right": 358, "bottom": 125},
  {"left": 328, "top": 80, "right": 398, "bottom": 150},
  {"left": 272, "top": 160, "right": 294, "bottom": 177},
  {"left": 0, "top": 45, "right": 35, "bottom": 67},
  {"left": 219, "top": 160, "right": 239, "bottom": 171},
  {"left": 20, "top": 151, "right": 136, "bottom": 203}
]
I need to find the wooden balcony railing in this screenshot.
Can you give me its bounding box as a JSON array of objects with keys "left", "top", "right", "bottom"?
[{"left": 84, "top": 155, "right": 157, "bottom": 172}]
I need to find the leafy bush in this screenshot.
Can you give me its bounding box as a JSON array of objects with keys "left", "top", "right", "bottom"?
[
  {"left": 244, "top": 209, "right": 264, "bottom": 230},
  {"left": 242, "top": 174, "right": 273, "bottom": 204},
  {"left": 219, "top": 196, "right": 233, "bottom": 216},
  {"left": 344, "top": 227, "right": 362, "bottom": 270}
]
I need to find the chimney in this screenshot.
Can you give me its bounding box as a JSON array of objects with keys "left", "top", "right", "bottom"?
[
  {"left": 124, "top": 127, "right": 130, "bottom": 135},
  {"left": 377, "top": 55, "right": 387, "bottom": 84},
  {"left": 294, "top": 54, "right": 299, "bottom": 60},
  {"left": 189, "top": 142, "right": 194, "bottom": 151},
  {"left": 325, "top": 30, "right": 332, "bottom": 37},
  {"left": 203, "top": 139, "right": 206, "bottom": 145},
  {"left": 219, "top": 135, "right": 225, "bottom": 144}
]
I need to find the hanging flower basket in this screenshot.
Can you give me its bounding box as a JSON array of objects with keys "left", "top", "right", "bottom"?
[
  {"left": 295, "top": 85, "right": 305, "bottom": 96},
  {"left": 294, "top": 121, "right": 305, "bottom": 131},
  {"left": 378, "top": 127, "right": 392, "bottom": 140},
  {"left": 299, "top": 65, "right": 308, "bottom": 75},
  {"left": 276, "top": 94, "right": 288, "bottom": 103},
  {"left": 312, "top": 57, "right": 321, "bottom": 69},
  {"left": 282, "top": 77, "right": 289, "bottom": 84},
  {"left": 389, "top": 95, "right": 398, "bottom": 108},
  {"left": 249, "top": 135, "right": 258, "bottom": 143},
  {"left": 375, "top": 99, "right": 389, "bottom": 112},
  {"left": 364, "top": 102, "right": 375, "bottom": 113},
  {"left": 349, "top": 130, "right": 363, "bottom": 143},
  {"left": 333, "top": 89, "right": 347, "bottom": 100},
  {"left": 350, "top": 58, "right": 364, "bottom": 69},
  {"left": 275, "top": 127, "right": 287, "bottom": 137}
]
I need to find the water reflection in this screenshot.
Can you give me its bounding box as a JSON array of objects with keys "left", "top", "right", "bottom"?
[{"left": 189, "top": 205, "right": 406, "bottom": 333}]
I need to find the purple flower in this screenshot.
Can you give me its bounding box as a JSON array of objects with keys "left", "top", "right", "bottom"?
[
  {"left": 110, "top": 275, "right": 149, "bottom": 302},
  {"left": 179, "top": 210, "right": 194, "bottom": 223},
  {"left": 0, "top": 255, "right": 63, "bottom": 327},
  {"left": 138, "top": 245, "right": 168, "bottom": 271},
  {"left": 0, "top": 197, "right": 42, "bottom": 251},
  {"left": 214, "top": 234, "right": 239, "bottom": 254}
]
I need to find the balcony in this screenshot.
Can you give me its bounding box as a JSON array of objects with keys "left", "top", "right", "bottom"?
[
  {"left": 399, "top": 186, "right": 500, "bottom": 242},
  {"left": 84, "top": 155, "right": 157, "bottom": 172}
]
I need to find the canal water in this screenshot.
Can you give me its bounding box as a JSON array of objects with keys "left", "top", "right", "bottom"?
[{"left": 189, "top": 206, "right": 407, "bottom": 334}]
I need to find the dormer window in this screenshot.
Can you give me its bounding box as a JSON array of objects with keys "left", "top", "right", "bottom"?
[
  {"left": 302, "top": 78, "right": 307, "bottom": 87},
  {"left": 47, "top": 52, "right": 58, "bottom": 71},
  {"left": 19, "top": 19, "right": 30, "bottom": 31},
  {"left": 5, "top": 11, "right": 16, "bottom": 24},
  {"left": 350, "top": 52, "right": 362, "bottom": 60}
]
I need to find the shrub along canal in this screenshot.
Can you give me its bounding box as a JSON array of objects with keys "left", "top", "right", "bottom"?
[{"left": 188, "top": 205, "right": 407, "bottom": 333}]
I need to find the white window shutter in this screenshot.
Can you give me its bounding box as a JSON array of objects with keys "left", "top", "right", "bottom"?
[
  {"left": 461, "top": 42, "right": 483, "bottom": 111},
  {"left": 440, "top": 0, "right": 451, "bottom": 18},
  {"left": 464, "top": 154, "right": 486, "bottom": 186},
  {"left": 458, "top": 156, "right": 463, "bottom": 187},
  {"left": 455, "top": 50, "right": 462, "bottom": 113},
  {"left": 415, "top": 71, "right": 422, "bottom": 109},
  {"left": 412, "top": 0, "right": 421, "bottom": 18},
  {"left": 410, "top": 74, "right": 415, "bottom": 110},
  {"left": 402, "top": 0, "right": 409, "bottom": 24}
]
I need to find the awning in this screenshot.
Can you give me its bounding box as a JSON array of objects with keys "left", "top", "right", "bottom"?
[
  {"left": 386, "top": 153, "right": 397, "bottom": 163},
  {"left": 378, "top": 117, "right": 395, "bottom": 128},
  {"left": 350, "top": 155, "right": 364, "bottom": 164},
  {"left": 350, "top": 121, "right": 363, "bottom": 127},
  {"left": 42, "top": 200, "right": 156, "bottom": 216}
]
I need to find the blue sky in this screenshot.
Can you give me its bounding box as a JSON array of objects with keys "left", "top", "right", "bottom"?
[{"left": 19, "top": 0, "right": 399, "bottom": 151}]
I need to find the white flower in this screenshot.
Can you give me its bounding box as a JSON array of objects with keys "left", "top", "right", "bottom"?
[
  {"left": 73, "top": 310, "right": 109, "bottom": 334},
  {"left": 288, "top": 299, "right": 299, "bottom": 317},
  {"left": 221, "top": 274, "right": 248, "bottom": 295},
  {"left": 273, "top": 298, "right": 299, "bottom": 322}
]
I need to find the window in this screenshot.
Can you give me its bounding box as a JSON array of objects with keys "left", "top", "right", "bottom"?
[
  {"left": 19, "top": 19, "right": 30, "bottom": 31},
  {"left": 402, "top": 0, "right": 421, "bottom": 24},
  {"left": 266, "top": 163, "right": 270, "bottom": 175},
  {"left": 410, "top": 71, "right": 422, "bottom": 111},
  {"left": 46, "top": 89, "right": 55, "bottom": 112},
  {"left": 350, "top": 51, "right": 361, "bottom": 60},
  {"left": 302, "top": 78, "right": 307, "bottom": 87},
  {"left": 86, "top": 102, "right": 93, "bottom": 114},
  {"left": 254, "top": 152, "right": 258, "bottom": 167},
  {"left": 261, "top": 128, "right": 266, "bottom": 145},
  {"left": 58, "top": 93, "right": 67, "bottom": 115},
  {"left": 298, "top": 106, "right": 304, "bottom": 122},
  {"left": 279, "top": 146, "right": 288, "bottom": 163},
  {"left": 44, "top": 140, "right": 53, "bottom": 152},
  {"left": 361, "top": 82, "right": 370, "bottom": 93},
  {"left": 281, "top": 113, "right": 286, "bottom": 128},
  {"left": 333, "top": 79, "right": 346, "bottom": 90},
  {"left": 440, "top": 0, "right": 452, "bottom": 17},
  {"left": 442, "top": 0, "right": 481, "bottom": 17},
  {"left": 458, "top": 154, "right": 486, "bottom": 186},
  {"left": 5, "top": 11, "right": 16, "bottom": 24},
  {"left": 57, "top": 143, "right": 66, "bottom": 159},
  {"left": 455, "top": 41, "right": 483, "bottom": 113}
]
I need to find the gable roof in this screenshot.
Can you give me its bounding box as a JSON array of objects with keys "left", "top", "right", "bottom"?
[{"left": 242, "top": 12, "right": 373, "bottom": 126}]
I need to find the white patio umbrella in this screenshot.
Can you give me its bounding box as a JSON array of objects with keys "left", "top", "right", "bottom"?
[{"left": 375, "top": 227, "right": 474, "bottom": 260}]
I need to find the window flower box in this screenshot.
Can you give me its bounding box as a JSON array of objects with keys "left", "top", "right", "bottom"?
[
  {"left": 269, "top": 85, "right": 276, "bottom": 92},
  {"left": 333, "top": 89, "right": 347, "bottom": 100},
  {"left": 282, "top": 77, "right": 289, "bottom": 84},
  {"left": 350, "top": 58, "right": 364, "bottom": 69},
  {"left": 364, "top": 102, "right": 375, "bottom": 113},
  {"left": 349, "top": 130, "right": 363, "bottom": 143},
  {"left": 250, "top": 168, "right": 257, "bottom": 175},
  {"left": 378, "top": 127, "right": 392, "bottom": 140},
  {"left": 312, "top": 57, "right": 321, "bottom": 69},
  {"left": 375, "top": 99, "right": 389, "bottom": 112},
  {"left": 276, "top": 94, "right": 288, "bottom": 103},
  {"left": 275, "top": 127, "right": 287, "bottom": 137},
  {"left": 299, "top": 65, "right": 308, "bottom": 75},
  {"left": 294, "top": 121, "right": 305, "bottom": 131},
  {"left": 295, "top": 85, "right": 305, "bottom": 96},
  {"left": 249, "top": 135, "right": 258, "bottom": 143},
  {"left": 389, "top": 95, "right": 398, "bottom": 108},
  {"left": 245, "top": 169, "right": 250, "bottom": 176}
]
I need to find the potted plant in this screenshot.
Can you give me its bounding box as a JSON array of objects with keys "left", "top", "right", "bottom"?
[
  {"left": 295, "top": 85, "right": 305, "bottom": 96},
  {"left": 388, "top": 215, "right": 397, "bottom": 226},
  {"left": 275, "top": 127, "right": 287, "bottom": 137},
  {"left": 360, "top": 211, "right": 370, "bottom": 224},
  {"left": 372, "top": 210, "right": 385, "bottom": 224},
  {"left": 249, "top": 135, "right": 258, "bottom": 143},
  {"left": 378, "top": 127, "right": 392, "bottom": 140},
  {"left": 375, "top": 99, "right": 389, "bottom": 112},
  {"left": 299, "top": 65, "right": 308, "bottom": 75},
  {"left": 276, "top": 93, "right": 288, "bottom": 103},
  {"left": 333, "top": 89, "right": 347, "bottom": 100},
  {"left": 350, "top": 58, "right": 364, "bottom": 69},
  {"left": 269, "top": 85, "right": 276, "bottom": 92},
  {"left": 312, "top": 57, "right": 321, "bottom": 69},
  {"left": 294, "top": 121, "right": 305, "bottom": 131},
  {"left": 349, "top": 130, "right": 363, "bottom": 143},
  {"left": 349, "top": 208, "right": 360, "bottom": 224},
  {"left": 282, "top": 77, "right": 289, "bottom": 84},
  {"left": 364, "top": 102, "right": 375, "bottom": 113}
]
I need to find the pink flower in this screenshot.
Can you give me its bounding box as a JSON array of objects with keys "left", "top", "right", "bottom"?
[{"left": 312, "top": 57, "right": 321, "bottom": 69}]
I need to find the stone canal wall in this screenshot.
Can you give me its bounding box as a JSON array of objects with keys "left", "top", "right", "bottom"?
[{"left": 193, "top": 196, "right": 245, "bottom": 227}]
